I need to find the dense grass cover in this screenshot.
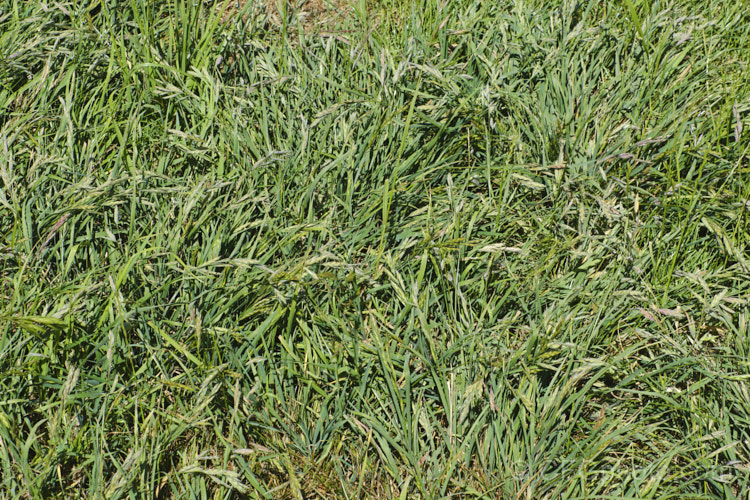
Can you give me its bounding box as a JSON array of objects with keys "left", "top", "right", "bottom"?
[{"left": 1, "top": 0, "right": 749, "bottom": 497}]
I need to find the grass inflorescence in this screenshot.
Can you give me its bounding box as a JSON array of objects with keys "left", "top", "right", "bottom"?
[{"left": 1, "top": 0, "right": 749, "bottom": 497}]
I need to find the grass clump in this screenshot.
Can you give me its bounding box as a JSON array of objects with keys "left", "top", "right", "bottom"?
[{"left": 1, "top": 0, "right": 749, "bottom": 497}]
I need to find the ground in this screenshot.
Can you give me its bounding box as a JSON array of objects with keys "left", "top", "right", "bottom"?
[{"left": 219, "top": 0, "right": 356, "bottom": 32}]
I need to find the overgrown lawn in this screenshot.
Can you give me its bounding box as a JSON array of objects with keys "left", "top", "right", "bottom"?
[{"left": 1, "top": 0, "right": 749, "bottom": 497}]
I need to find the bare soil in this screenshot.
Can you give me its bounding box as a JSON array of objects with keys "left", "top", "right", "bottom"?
[{"left": 217, "top": 0, "right": 356, "bottom": 33}]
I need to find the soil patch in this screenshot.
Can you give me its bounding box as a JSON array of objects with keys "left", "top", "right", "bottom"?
[{"left": 218, "top": 0, "right": 356, "bottom": 33}]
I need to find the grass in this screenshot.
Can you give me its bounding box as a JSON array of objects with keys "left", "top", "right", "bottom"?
[{"left": 0, "top": 0, "right": 749, "bottom": 497}]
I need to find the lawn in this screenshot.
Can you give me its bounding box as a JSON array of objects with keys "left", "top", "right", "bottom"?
[{"left": 1, "top": 0, "right": 749, "bottom": 497}]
